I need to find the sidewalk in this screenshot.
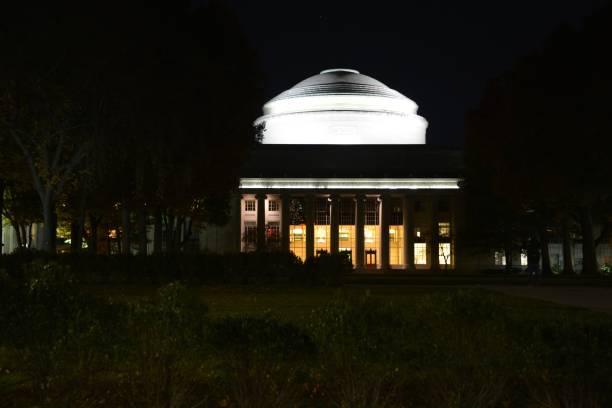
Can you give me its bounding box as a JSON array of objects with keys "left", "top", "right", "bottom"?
[{"left": 483, "top": 285, "right": 612, "bottom": 313}]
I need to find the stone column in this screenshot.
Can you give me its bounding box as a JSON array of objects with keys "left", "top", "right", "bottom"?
[
  {"left": 355, "top": 194, "right": 365, "bottom": 269},
  {"left": 234, "top": 193, "right": 243, "bottom": 252},
  {"left": 403, "top": 195, "right": 415, "bottom": 271},
  {"left": 330, "top": 194, "right": 339, "bottom": 254},
  {"left": 430, "top": 196, "right": 439, "bottom": 271},
  {"left": 305, "top": 195, "right": 315, "bottom": 260},
  {"left": 380, "top": 193, "right": 391, "bottom": 270},
  {"left": 256, "top": 192, "right": 266, "bottom": 251},
  {"left": 281, "top": 194, "right": 290, "bottom": 252}
]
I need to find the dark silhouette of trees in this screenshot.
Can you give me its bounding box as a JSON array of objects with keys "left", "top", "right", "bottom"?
[
  {"left": 0, "top": 1, "right": 262, "bottom": 254},
  {"left": 466, "top": 5, "right": 612, "bottom": 275}
]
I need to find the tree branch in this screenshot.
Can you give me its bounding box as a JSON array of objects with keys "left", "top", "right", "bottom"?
[{"left": 9, "top": 130, "right": 46, "bottom": 201}]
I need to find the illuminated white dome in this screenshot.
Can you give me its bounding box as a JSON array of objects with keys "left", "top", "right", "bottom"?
[{"left": 255, "top": 69, "right": 428, "bottom": 144}]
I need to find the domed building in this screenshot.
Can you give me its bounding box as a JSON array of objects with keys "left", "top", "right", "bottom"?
[
  {"left": 255, "top": 68, "right": 428, "bottom": 145},
  {"left": 201, "top": 69, "right": 465, "bottom": 271}
]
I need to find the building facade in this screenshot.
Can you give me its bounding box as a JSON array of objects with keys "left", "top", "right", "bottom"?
[{"left": 233, "top": 68, "right": 463, "bottom": 271}]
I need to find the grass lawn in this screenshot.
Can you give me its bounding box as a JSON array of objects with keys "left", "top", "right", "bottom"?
[{"left": 82, "top": 283, "right": 598, "bottom": 321}]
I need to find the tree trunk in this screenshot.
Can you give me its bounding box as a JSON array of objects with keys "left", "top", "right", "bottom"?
[
  {"left": 88, "top": 214, "right": 99, "bottom": 254},
  {"left": 0, "top": 179, "right": 4, "bottom": 254},
  {"left": 138, "top": 208, "right": 147, "bottom": 255},
  {"left": 580, "top": 206, "right": 599, "bottom": 275},
  {"left": 70, "top": 220, "right": 80, "bottom": 253},
  {"left": 540, "top": 225, "right": 552, "bottom": 277},
  {"left": 121, "top": 206, "right": 131, "bottom": 255},
  {"left": 27, "top": 224, "right": 33, "bottom": 248},
  {"left": 20, "top": 224, "right": 27, "bottom": 249},
  {"left": 154, "top": 207, "right": 163, "bottom": 254},
  {"left": 11, "top": 220, "right": 23, "bottom": 249},
  {"left": 166, "top": 213, "right": 176, "bottom": 252},
  {"left": 42, "top": 197, "right": 56, "bottom": 253},
  {"left": 180, "top": 218, "right": 193, "bottom": 251},
  {"left": 562, "top": 216, "right": 575, "bottom": 275},
  {"left": 71, "top": 192, "right": 86, "bottom": 253},
  {"left": 504, "top": 221, "right": 513, "bottom": 273}
]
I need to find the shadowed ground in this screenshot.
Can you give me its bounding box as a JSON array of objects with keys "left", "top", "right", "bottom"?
[{"left": 483, "top": 285, "right": 612, "bottom": 313}]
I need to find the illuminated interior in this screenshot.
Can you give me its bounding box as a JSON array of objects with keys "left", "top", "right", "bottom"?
[
  {"left": 339, "top": 225, "right": 356, "bottom": 266},
  {"left": 314, "top": 225, "right": 330, "bottom": 255},
  {"left": 438, "top": 243, "right": 452, "bottom": 267},
  {"left": 389, "top": 225, "right": 404, "bottom": 266},
  {"left": 289, "top": 224, "right": 306, "bottom": 260},
  {"left": 364, "top": 225, "right": 380, "bottom": 267},
  {"left": 414, "top": 243, "right": 427, "bottom": 266}
]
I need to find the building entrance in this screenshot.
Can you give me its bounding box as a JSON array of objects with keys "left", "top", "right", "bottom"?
[{"left": 365, "top": 249, "right": 377, "bottom": 267}]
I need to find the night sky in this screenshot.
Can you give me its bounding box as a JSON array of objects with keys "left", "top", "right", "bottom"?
[{"left": 225, "top": 0, "right": 608, "bottom": 146}]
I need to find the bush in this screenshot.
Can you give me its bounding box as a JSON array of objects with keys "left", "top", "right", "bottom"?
[
  {"left": 0, "top": 251, "right": 307, "bottom": 285},
  {"left": 308, "top": 296, "right": 412, "bottom": 407},
  {"left": 118, "top": 282, "right": 210, "bottom": 408},
  {"left": 0, "top": 261, "right": 125, "bottom": 405},
  {"left": 207, "top": 314, "right": 316, "bottom": 407},
  {"left": 304, "top": 252, "right": 352, "bottom": 286}
]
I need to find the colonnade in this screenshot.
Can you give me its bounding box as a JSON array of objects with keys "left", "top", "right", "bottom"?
[{"left": 243, "top": 192, "right": 453, "bottom": 271}]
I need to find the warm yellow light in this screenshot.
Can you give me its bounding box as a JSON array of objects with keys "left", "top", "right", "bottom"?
[{"left": 292, "top": 227, "right": 303, "bottom": 235}]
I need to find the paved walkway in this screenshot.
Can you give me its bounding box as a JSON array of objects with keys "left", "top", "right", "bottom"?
[{"left": 482, "top": 285, "right": 612, "bottom": 313}]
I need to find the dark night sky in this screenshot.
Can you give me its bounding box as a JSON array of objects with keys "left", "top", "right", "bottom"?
[{"left": 224, "top": 0, "right": 608, "bottom": 146}]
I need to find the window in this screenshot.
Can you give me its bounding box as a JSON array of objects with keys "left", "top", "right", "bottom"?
[
  {"left": 315, "top": 199, "right": 330, "bottom": 225},
  {"left": 244, "top": 222, "right": 257, "bottom": 244},
  {"left": 415, "top": 227, "right": 422, "bottom": 238},
  {"left": 439, "top": 243, "right": 451, "bottom": 266},
  {"left": 365, "top": 199, "right": 379, "bottom": 225},
  {"left": 245, "top": 200, "right": 256, "bottom": 212},
  {"left": 339, "top": 225, "right": 356, "bottom": 266},
  {"left": 389, "top": 226, "right": 403, "bottom": 266},
  {"left": 494, "top": 251, "right": 506, "bottom": 266},
  {"left": 414, "top": 243, "right": 427, "bottom": 265},
  {"left": 266, "top": 222, "right": 280, "bottom": 242},
  {"left": 268, "top": 200, "right": 279, "bottom": 212},
  {"left": 289, "top": 224, "right": 306, "bottom": 260},
  {"left": 339, "top": 198, "right": 355, "bottom": 225},
  {"left": 391, "top": 205, "right": 403, "bottom": 225},
  {"left": 438, "top": 222, "right": 450, "bottom": 238},
  {"left": 521, "top": 251, "right": 528, "bottom": 266},
  {"left": 314, "top": 225, "right": 330, "bottom": 254}
]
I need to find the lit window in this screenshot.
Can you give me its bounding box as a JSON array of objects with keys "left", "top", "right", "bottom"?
[
  {"left": 267, "top": 222, "right": 280, "bottom": 242},
  {"left": 438, "top": 222, "right": 450, "bottom": 238},
  {"left": 494, "top": 251, "right": 506, "bottom": 266},
  {"left": 268, "top": 200, "right": 279, "bottom": 211},
  {"left": 521, "top": 251, "right": 528, "bottom": 266},
  {"left": 414, "top": 243, "right": 427, "bottom": 265},
  {"left": 439, "top": 243, "right": 451, "bottom": 266},
  {"left": 365, "top": 227, "right": 375, "bottom": 244},
  {"left": 245, "top": 200, "right": 256, "bottom": 212},
  {"left": 291, "top": 226, "right": 304, "bottom": 241},
  {"left": 415, "top": 227, "right": 421, "bottom": 238}
]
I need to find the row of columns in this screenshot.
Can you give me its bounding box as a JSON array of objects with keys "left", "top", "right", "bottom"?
[{"left": 253, "top": 192, "right": 447, "bottom": 271}]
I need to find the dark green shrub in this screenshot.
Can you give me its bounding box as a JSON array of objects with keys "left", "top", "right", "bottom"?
[
  {"left": 304, "top": 252, "right": 352, "bottom": 286},
  {"left": 119, "top": 282, "right": 210, "bottom": 408},
  {"left": 207, "top": 314, "right": 316, "bottom": 408},
  {"left": 0, "top": 261, "right": 125, "bottom": 405},
  {"left": 307, "top": 296, "right": 412, "bottom": 407}
]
